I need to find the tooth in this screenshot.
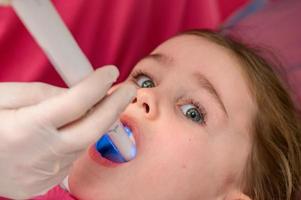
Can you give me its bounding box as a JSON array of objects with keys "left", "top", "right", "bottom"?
[
  {"left": 96, "top": 122, "right": 137, "bottom": 163},
  {"left": 107, "top": 122, "right": 136, "bottom": 161},
  {"left": 124, "top": 125, "right": 136, "bottom": 145}
]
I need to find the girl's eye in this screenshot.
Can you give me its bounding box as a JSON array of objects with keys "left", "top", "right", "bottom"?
[
  {"left": 180, "top": 104, "right": 205, "bottom": 124},
  {"left": 135, "top": 74, "right": 155, "bottom": 88}
]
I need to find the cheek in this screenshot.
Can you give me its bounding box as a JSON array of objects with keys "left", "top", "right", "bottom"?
[
  {"left": 68, "top": 155, "right": 93, "bottom": 199},
  {"left": 159, "top": 121, "right": 209, "bottom": 157},
  {"left": 138, "top": 123, "right": 218, "bottom": 198},
  {"left": 145, "top": 123, "right": 213, "bottom": 183}
]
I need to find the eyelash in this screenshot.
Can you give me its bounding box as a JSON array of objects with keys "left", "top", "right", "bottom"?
[
  {"left": 130, "top": 69, "right": 207, "bottom": 125},
  {"left": 130, "top": 69, "right": 155, "bottom": 85},
  {"left": 179, "top": 98, "right": 207, "bottom": 125}
]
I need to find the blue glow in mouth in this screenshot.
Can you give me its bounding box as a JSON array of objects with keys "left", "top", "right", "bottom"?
[
  {"left": 96, "top": 125, "right": 135, "bottom": 163},
  {"left": 124, "top": 125, "right": 136, "bottom": 145},
  {"left": 124, "top": 126, "right": 132, "bottom": 136}
]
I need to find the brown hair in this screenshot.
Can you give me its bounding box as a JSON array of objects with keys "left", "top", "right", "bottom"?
[{"left": 181, "top": 29, "right": 301, "bottom": 200}]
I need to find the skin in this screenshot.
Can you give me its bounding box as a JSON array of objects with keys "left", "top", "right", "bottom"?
[{"left": 68, "top": 35, "right": 256, "bottom": 200}]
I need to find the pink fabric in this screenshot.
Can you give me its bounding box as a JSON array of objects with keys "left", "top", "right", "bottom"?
[
  {"left": 0, "top": 0, "right": 248, "bottom": 86},
  {"left": 33, "top": 186, "right": 76, "bottom": 200},
  {"left": 0, "top": 186, "right": 76, "bottom": 200},
  {"left": 227, "top": 0, "right": 301, "bottom": 111}
]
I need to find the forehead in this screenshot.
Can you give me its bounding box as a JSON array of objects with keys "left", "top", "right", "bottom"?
[
  {"left": 149, "top": 34, "right": 257, "bottom": 130},
  {"left": 152, "top": 35, "right": 236, "bottom": 69},
  {"left": 150, "top": 35, "right": 247, "bottom": 88}
]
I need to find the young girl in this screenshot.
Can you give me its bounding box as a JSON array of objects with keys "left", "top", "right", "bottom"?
[{"left": 53, "top": 30, "right": 301, "bottom": 200}]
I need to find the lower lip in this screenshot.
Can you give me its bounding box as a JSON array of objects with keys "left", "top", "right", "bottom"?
[{"left": 88, "top": 145, "right": 119, "bottom": 168}]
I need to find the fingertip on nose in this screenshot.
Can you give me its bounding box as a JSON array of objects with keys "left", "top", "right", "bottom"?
[{"left": 117, "top": 83, "right": 137, "bottom": 101}]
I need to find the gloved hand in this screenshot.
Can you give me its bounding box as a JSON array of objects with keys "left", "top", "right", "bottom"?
[{"left": 0, "top": 66, "right": 136, "bottom": 199}]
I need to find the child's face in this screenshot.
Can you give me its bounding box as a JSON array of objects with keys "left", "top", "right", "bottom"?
[{"left": 68, "top": 35, "right": 256, "bottom": 199}]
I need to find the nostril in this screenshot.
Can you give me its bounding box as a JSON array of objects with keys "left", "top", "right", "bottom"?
[
  {"left": 132, "top": 97, "right": 137, "bottom": 103},
  {"left": 143, "top": 103, "right": 150, "bottom": 113}
]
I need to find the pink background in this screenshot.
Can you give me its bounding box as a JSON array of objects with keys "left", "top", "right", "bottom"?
[{"left": 0, "top": 0, "right": 247, "bottom": 86}]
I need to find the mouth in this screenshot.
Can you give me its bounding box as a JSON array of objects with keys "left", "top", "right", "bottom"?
[{"left": 88, "top": 115, "right": 139, "bottom": 167}]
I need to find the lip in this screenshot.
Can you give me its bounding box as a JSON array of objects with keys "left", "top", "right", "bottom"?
[
  {"left": 88, "top": 115, "right": 140, "bottom": 167},
  {"left": 88, "top": 144, "right": 119, "bottom": 168}
]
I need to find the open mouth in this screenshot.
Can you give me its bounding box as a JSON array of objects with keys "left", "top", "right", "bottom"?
[{"left": 89, "top": 117, "right": 138, "bottom": 167}]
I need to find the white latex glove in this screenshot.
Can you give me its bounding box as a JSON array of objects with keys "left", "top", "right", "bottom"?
[{"left": 0, "top": 66, "right": 136, "bottom": 199}]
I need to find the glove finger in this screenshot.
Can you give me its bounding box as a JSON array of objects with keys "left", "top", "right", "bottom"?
[
  {"left": 33, "top": 65, "right": 119, "bottom": 128},
  {"left": 55, "top": 83, "right": 136, "bottom": 153},
  {"left": 0, "top": 82, "right": 65, "bottom": 109}
]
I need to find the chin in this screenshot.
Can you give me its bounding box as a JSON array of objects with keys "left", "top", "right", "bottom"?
[{"left": 68, "top": 153, "right": 119, "bottom": 200}]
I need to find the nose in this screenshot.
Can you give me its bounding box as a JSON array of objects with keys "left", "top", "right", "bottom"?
[{"left": 132, "top": 88, "right": 158, "bottom": 119}]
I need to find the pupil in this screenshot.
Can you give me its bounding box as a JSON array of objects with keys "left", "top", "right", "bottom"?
[
  {"left": 186, "top": 108, "right": 201, "bottom": 122},
  {"left": 142, "top": 80, "right": 154, "bottom": 88},
  {"left": 190, "top": 111, "right": 196, "bottom": 118}
]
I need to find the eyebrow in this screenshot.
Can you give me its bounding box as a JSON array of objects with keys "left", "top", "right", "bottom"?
[
  {"left": 142, "top": 53, "right": 174, "bottom": 66},
  {"left": 193, "top": 73, "right": 228, "bottom": 117},
  {"left": 142, "top": 53, "right": 228, "bottom": 117}
]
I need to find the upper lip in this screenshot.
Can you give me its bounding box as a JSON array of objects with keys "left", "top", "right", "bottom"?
[{"left": 120, "top": 114, "right": 140, "bottom": 149}]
